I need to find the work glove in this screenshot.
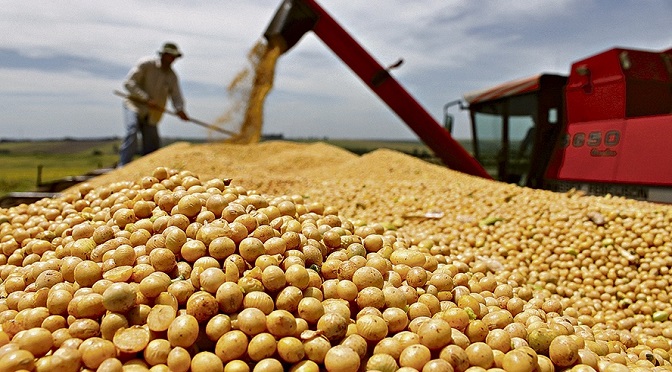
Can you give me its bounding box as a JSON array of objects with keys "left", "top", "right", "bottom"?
[{"left": 176, "top": 110, "right": 189, "bottom": 121}]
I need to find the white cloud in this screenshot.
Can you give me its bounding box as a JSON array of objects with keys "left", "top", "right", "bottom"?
[{"left": 0, "top": 0, "right": 670, "bottom": 141}]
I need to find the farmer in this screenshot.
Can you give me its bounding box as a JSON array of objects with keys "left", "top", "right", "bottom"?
[{"left": 118, "top": 42, "right": 190, "bottom": 167}]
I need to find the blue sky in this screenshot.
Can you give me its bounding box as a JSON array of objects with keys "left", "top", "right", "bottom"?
[{"left": 1, "top": 0, "right": 670, "bottom": 141}]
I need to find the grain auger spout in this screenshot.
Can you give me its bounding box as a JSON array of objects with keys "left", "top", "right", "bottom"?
[
  {"left": 263, "top": 0, "right": 316, "bottom": 53},
  {"left": 263, "top": 0, "right": 491, "bottom": 179}
]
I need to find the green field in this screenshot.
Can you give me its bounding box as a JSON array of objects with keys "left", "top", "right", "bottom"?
[
  {"left": 0, "top": 137, "right": 473, "bottom": 199},
  {"left": 0, "top": 140, "right": 120, "bottom": 196}
]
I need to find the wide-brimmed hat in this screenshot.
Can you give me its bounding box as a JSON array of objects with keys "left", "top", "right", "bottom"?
[{"left": 158, "top": 42, "right": 182, "bottom": 58}]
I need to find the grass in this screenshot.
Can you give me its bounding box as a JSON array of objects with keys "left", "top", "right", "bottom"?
[{"left": 0, "top": 140, "right": 120, "bottom": 197}]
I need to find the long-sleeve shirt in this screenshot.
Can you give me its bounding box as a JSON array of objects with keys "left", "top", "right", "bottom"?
[{"left": 123, "top": 57, "right": 185, "bottom": 125}]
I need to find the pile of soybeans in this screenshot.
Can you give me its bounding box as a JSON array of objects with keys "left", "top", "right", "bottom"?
[{"left": 1, "top": 140, "right": 671, "bottom": 372}]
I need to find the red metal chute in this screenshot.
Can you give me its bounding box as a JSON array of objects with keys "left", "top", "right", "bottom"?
[{"left": 264, "top": 0, "right": 491, "bottom": 179}]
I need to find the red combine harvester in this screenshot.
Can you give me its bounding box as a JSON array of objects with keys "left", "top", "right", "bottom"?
[
  {"left": 265, "top": 0, "right": 672, "bottom": 203},
  {"left": 460, "top": 47, "right": 672, "bottom": 203}
]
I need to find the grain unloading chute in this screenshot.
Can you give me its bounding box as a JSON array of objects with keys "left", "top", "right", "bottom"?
[{"left": 264, "top": 0, "right": 491, "bottom": 179}]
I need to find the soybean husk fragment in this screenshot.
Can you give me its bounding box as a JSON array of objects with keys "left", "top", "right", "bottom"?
[
  {"left": 587, "top": 211, "right": 606, "bottom": 225},
  {"left": 477, "top": 255, "right": 504, "bottom": 273},
  {"left": 618, "top": 248, "right": 639, "bottom": 265}
]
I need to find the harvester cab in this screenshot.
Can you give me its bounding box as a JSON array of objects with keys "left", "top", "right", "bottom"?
[
  {"left": 458, "top": 74, "right": 568, "bottom": 189},
  {"left": 263, "top": 0, "right": 491, "bottom": 179}
]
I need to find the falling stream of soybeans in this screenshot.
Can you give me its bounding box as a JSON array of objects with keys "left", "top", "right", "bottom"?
[{"left": 212, "top": 35, "right": 286, "bottom": 144}]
